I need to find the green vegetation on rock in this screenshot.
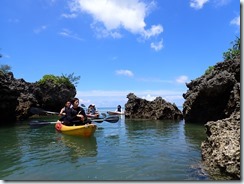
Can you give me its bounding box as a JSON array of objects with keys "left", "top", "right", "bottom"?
[
  {"left": 223, "top": 37, "right": 240, "bottom": 61},
  {"left": 37, "top": 73, "right": 80, "bottom": 88},
  {"left": 204, "top": 37, "right": 240, "bottom": 76}
]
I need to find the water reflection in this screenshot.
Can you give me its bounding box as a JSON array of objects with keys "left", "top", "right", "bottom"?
[
  {"left": 184, "top": 122, "right": 206, "bottom": 147},
  {"left": 0, "top": 115, "right": 211, "bottom": 180},
  {"left": 59, "top": 135, "right": 98, "bottom": 160},
  {"left": 0, "top": 126, "right": 23, "bottom": 178},
  {"left": 123, "top": 118, "right": 209, "bottom": 180}
]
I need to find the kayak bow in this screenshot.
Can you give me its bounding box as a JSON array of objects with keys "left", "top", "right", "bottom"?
[{"left": 55, "top": 123, "right": 97, "bottom": 137}]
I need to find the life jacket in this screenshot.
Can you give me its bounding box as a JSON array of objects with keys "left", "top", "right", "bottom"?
[{"left": 72, "top": 106, "right": 87, "bottom": 120}]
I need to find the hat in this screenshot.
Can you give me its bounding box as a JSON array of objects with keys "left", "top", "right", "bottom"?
[{"left": 92, "top": 104, "right": 95, "bottom": 106}]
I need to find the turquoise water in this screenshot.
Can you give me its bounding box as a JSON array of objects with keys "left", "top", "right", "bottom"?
[{"left": 0, "top": 107, "right": 210, "bottom": 181}]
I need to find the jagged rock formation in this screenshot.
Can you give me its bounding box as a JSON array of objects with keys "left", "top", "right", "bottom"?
[
  {"left": 34, "top": 79, "right": 76, "bottom": 113},
  {"left": 125, "top": 93, "right": 183, "bottom": 120},
  {"left": 183, "top": 57, "right": 240, "bottom": 123},
  {"left": 0, "top": 72, "right": 76, "bottom": 125},
  {"left": 182, "top": 56, "right": 240, "bottom": 180},
  {"left": 0, "top": 72, "right": 20, "bottom": 123}
]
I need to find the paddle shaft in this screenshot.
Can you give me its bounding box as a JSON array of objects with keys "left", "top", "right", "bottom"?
[{"left": 29, "top": 107, "right": 59, "bottom": 115}]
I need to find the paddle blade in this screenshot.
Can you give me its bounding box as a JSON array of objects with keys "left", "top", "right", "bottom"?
[
  {"left": 92, "top": 119, "right": 104, "bottom": 123},
  {"left": 104, "top": 116, "right": 119, "bottom": 123},
  {"left": 101, "top": 113, "right": 107, "bottom": 117},
  {"left": 29, "top": 107, "right": 45, "bottom": 115},
  {"left": 81, "top": 104, "right": 86, "bottom": 108},
  {"left": 29, "top": 121, "right": 51, "bottom": 128}
]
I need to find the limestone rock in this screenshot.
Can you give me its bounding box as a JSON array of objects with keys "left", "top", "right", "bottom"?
[{"left": 125, "top": 93, "right": 183, "bottom": 120}]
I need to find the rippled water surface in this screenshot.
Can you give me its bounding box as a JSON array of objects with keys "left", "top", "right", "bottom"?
[{"left": 0, "top": 109, "right": 210, "bottom": 181}]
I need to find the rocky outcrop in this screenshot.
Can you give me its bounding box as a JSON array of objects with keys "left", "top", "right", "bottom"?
[
  {"left": 0, "top": 72, "right": 76, "bottom": 125},
  {"left": 34, "top": 79, "right": 76, "bottom": 113},
  {"left": 0, "top": 72, "right": 20, "bottom": 123},
  {"left": 201, "top": 111, "right": 240, "bottom": 179},
  {"left": 183, "top": 57, "right": 240, "bottom": 123},
  {"left": 125, "top": 93, "right": 183, "bottom": 120},
  {"left": 182, "top": 56, "right": 240, "bottom": 180}
]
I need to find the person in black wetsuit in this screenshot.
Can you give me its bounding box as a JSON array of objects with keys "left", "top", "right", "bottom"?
[
  {"left": 58, "top": 100, "right": 73, "bottom": 126},
  {"left": 70, "top": 97, "right": 91, "bottom": 126},
  {"left": 116, "top": 105, "right": 122, "bottom": 112}
]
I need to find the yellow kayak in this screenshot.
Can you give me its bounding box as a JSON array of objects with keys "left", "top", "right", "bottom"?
[{"left": 55, "top": 123, "right": 97, "bottom": 137}]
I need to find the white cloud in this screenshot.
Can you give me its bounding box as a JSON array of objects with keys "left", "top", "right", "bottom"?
[
  {"left": 144, "top": 25, "right": 163, "bottom": 39},
  {"left": 91, "top": 23, "right": 122, "bottom": 39},
  {"left": 213, "top": 0, "right": 231, "bottom": 6},
  {"left": 176, "top": 75, "right": 189, "bottom": 84},
  {"left": 150, "top": 39, "right": 163, "bottom": 51},
  {"left": 33, "top": 25, "right": 47, "bottom": 34},
  {"left": 190, "top": 0, "right": 232, "bottom": 9},
  {"left": 190, "top": 0, "right": 209, "bottom": 9},
  {"left": 68, "top": 0, "right": 163, "bottom": 43},
  {"left": 61, "top": 13, "right": 78, "bottom": 19},
  {"left": 58, "top": 28, "right": 83, "bottom": 41},
  {"left": 230, "top": 16, "right": 240, "bottom": 26},
  {"left": 142, "top": 94, "right": 156, "bottom": 101},
  {"left": 116, "top": 70, "right": 134, "bottom": 77}
]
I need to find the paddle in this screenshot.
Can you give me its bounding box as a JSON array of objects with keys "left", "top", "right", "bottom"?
[
  {"left": 92, "top": 116, "right": 119, "bottom": 123},
  {"left": 101, "top": 113, "right": 107, "bottom": 117},
  {"left": 89, "top": 116, "right": 119, "bottom": 123},
  {"left": 29, "top": 107, "right": 59, "bottom": 115},
  {"left": 29, "top": 115, "right": 119, "bottom": 128},
  {"left": 29, "top": 120, "right": 57, "bottom": 128},
  {"left": 80, "top": 104, "right": 86, "bottom": 108}
]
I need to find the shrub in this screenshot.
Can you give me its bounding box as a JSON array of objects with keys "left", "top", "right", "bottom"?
[
  {"left": 0, "top": 64, "right": 11, "bottom": 74},
  {"left": 204, "top": 66, "right": 214, "bottom": 75},
  {"left": 37, "top": 74, "right": 76, "bottom": 88},
  {"left": 61, "top": 73, "right": 80, "bottom": 87},
  {"left": 223, "top": 37, "right": 240, "bottom": 60}
]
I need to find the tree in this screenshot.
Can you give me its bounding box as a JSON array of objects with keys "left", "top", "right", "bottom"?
[
  {"left": 0, "top": 64, "right": 11, "bottom": 74},
  {"left": 223, "top": 37, "right": 240, "bottom": 60},
  {"left": 0, "top": 49, "right": 12, "bottom": 74},
  {"left": 38, "top": 73, "right": 80, "bottom": 88},
  {"left": 62, "top": 73, "right": 81, "bottom": 87}
]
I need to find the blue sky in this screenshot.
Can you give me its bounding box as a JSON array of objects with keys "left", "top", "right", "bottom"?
[{"left": 0, "top": 0, "right": 240, "bottom": 108}]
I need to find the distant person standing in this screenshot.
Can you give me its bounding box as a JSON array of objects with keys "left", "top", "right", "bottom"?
[{"left": 116, "top": 105, "right": 122, "bottom": 112}]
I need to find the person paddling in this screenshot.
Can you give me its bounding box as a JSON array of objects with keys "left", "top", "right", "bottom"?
[
  {"left": 57, "top": 100, "right": 73, "bottom": 126},
  {"left": 87, "top": 104, "right": 99, "bottom": 118},
  {"left": 71, "top": 97, "right": 91, "bottom": 125}
]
